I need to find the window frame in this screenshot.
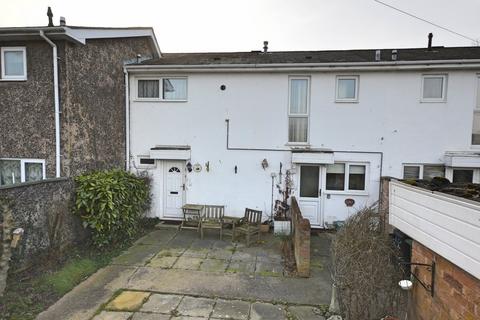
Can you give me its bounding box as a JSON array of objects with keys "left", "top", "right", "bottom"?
[
  {"left": 136, "top": 156, "right": 156, "bottom": 169},
  {"left": 402, "top": 163, "right": 446, "bottom": 180},
  {"left": 287, "top": 76, "right": 311, "bottom": 145},
  {"left": 0, "top": 158, "right": 45, "bottom": 185},
  {"left": 325, "top": 162, "right": 368, "bottom": 194},
  {"left": 135, "top": 76, "right": 188, "bottom": 102},
  {"left": 335, "top": 75, "right": 359, "bottom": 103},
  {"left": 472, "top": 74, "right": 480, "bottom": 146},
  {"left": 421, "top": 74, "right": 447, "bottom": 103},
  {"left": 1, "top": 47, "right": 27, "bottom": 81}
]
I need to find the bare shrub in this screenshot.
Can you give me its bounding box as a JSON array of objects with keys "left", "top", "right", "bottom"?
[{"left": 332, "top": 207, "right": 407, "bottom": 319}]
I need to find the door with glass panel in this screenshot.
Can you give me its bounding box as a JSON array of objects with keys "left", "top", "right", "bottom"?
[{"left": 298, "top": 165, "right": 322, "bottom": 226}]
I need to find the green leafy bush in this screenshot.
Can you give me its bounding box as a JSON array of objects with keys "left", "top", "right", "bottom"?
[{"left": 74, "top": 170, "right": 151, "bottom": 248}]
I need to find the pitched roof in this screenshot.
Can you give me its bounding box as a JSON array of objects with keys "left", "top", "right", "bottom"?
[{"left": 136, "top": 46, "right": 480, "bottom": 66}]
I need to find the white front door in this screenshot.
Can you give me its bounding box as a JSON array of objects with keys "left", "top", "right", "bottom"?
[
  {"left": 163, "top": 161, "right": 185, "bottom": 218},
  {"left": 298, "top": 165, "right": 323, "bottom": 226}
]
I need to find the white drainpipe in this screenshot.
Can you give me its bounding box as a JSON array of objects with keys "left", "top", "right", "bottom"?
[
  {"left": 39, "top": 30, "right": 61, "bottom": 178},
  {"left": 124, "top": 68, "right": 130, "bottom": 171}
]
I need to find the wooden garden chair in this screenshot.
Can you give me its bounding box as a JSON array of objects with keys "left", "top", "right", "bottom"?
[
  {"left": 232, "top": 208, "right": 262, "bottom": 246},
  {"left": 200, "top": 205, "right": 225, "bottom": 240}
]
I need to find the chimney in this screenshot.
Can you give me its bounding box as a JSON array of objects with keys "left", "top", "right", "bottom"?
[
  {"left": 391, "top": 49, "right": 398, "bottom": 61},
  {"left": 47, "top": 7, "right": 54, "bottom": 27},
  {"left": 428, "top": 33, "right": 433, "bottom": 50},
  {"left": 60, "top": 16, "right": 66, "bottom": 26},
  {"left": 375, "top": 49, "right": 381, "bottom": 61},
  {"left": 263, "top": 41, "right": 268, "bottom": 53}
]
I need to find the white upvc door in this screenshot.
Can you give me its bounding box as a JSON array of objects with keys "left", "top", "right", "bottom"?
[
  {"left": 163, "top": 160, "right": 185, "bottom": 218},
  {"left": 297, "top": 164, "right": 324, "bottom": 227}
]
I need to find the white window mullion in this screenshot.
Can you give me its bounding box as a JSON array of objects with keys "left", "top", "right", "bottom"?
[
  {"left": 344, "top": 164, "right": 350, "bottom": 192},
  {"left": 20, "top": 159, "right": 26, "bottom": 183}
]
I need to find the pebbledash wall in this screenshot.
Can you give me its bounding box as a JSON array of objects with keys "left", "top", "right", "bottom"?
[
  {"left": 128, "top": 70, "right": 478, "bottom": 226},
  {"left": 0, "top": 178, "right": 87, "bottom": 267},
  {"left": 0, "top": 36, "right": 156, "bottom": 178},
  {"left": 410, "top": 241, "right": 480, "bottom": 320}
]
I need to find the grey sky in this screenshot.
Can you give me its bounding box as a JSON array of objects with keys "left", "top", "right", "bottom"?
[{"left": 1, "top": 0, "right": 479, "bottom": 52}]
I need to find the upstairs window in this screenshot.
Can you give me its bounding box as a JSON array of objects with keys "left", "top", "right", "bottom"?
[
  {"left": 336, "top": 76, "right": 359, "bottom": 102},
  {"left": 1, "top": 47, "right": 27, "bottom": 80},
  {"left": 422, "top": 74, "right": 447, "bottom": 102},
  {"left": 288, "top": 77, "right": 309, "bottom": 143},
  {"left": 137, "top": 77, "right": 187, "bottom": 101},
  {"left": 472, "top": 75, "right": 480, "bottom": 145},
  {"left": 0, "top": 159, "right": 45, "bottom": 186}
]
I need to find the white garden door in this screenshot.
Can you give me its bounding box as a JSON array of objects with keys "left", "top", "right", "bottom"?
[
  {"left": 297, "top": 165, "right": 323, "bottom": 227},
  {"left": 163, "top": 161, "right": 185, "bottom": 218}
]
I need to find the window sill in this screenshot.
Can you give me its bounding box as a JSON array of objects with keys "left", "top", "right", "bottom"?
[
  {"left": 420, "top": 99, "right": 446, "bottom": 103},
  {"left": 133, "top": 98, "right": 188, "bottom": 103},
  {"left": 0, "top": 78, "right": 27, "bottom": 82},
  {"left": 285, "top": 142, "right": 310, "bottom": 148},
  {"left": 335, "top": 99, "right": 359, "bottom": 103}
]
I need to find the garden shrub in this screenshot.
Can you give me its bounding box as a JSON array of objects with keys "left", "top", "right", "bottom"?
[
  {"left": 331, "top": 208, "right": 407, "bottom": 319},
  {"left": 74, "top": 170, "right": 151, "bottom": 248}
]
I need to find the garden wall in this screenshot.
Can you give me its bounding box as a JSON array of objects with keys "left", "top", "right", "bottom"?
[
  {"left": 0, "top": 178, "right": 88, "bottom": 267},
  {"left": 291, "top": 196, "right": 310, "bottom": 277},
  {"left": 410, "top": 240, "right": 480, "bottom": 320}
]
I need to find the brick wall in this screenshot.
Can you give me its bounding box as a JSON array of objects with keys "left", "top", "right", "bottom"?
[
  {"left": 291, "top": 196, "right": 311, "bottom": 277},
  {"left": 410, "top": 240, "right": 480, "bottom": 320}
]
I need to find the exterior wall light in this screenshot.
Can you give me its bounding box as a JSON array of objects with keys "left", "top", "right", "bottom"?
[
  {"left": 398, "top": 261, "right": 435, "bottom": 297},
  {"left": 186, "top": 162, "right": 193, "bottom": 172},
  {"left": 261, "top": 158, "right": 269, "bottom": 170}
]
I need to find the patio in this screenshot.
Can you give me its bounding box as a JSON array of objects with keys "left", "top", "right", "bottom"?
[{"left": 37, "top": 226, "right": 333, "bottom": 320}]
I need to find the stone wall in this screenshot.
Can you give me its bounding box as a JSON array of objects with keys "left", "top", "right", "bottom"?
[
  {"left": 0, "top": 178, "right": 87, "bottom": 267},
  {"left": 291, "top": 196, "right": 311, "bottom": 277},
  {"left": 409, "top": 240, "right": 480, "bottom": 320}
]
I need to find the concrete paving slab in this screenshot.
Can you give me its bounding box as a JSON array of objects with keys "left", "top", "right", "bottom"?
[
  {"left": 148, "top": 256, "right": 178, "bottom": 269},
  {"left": 112, "top": 244, "right": 165, "bottom": 267},
  {"left": 211, "top": 299, "right": 250, "bottom": 320},
  {"left": 173, "top": 257, "right": 204, "bottom": 270},
  {"left": 105, "top": 291, "right": 151, "bottom": 311},
  {"left": 212, "top": 240, "right": 235, "bottom": 251},
  {"left": 250, "top": 302, "right": 286, "bottom": 320},
  {"left": 200, "top": 258, "right": 229, "bottom": 273},
  {"left": 131, "top": 313, "right": 171, "bottom": 320},
  {"left": 183, "top": 248, "right": 210, "bottom": 258},
  {"left": 230, "top": 251, "right": 256, "bottom": 262},
  {"left": 91, "top": 311, "right": 133, "bottom": 320},
  {"left": 226, "top": 260, "right": 255, "bottom": 274},
  {"left": 288, "top": 306, "right": 327, "bottom": 320},
  {"left": 207, "top": 249, "right": 234, "bottom": 260},
  {"left": 156, "top": 248, "right": 185, "bottom": 257},
  {"left": 176, "top": 296, "right": 215, "bottom": 317},
  {"left": 255, "top": 261, "right": 283, "bottom": 277},
  {"left": 190, "top": 238, "right": 216, "bottom": 249},
  {"left": 140, "top": 293, "right": 183, "bottom": 314},
  {"left": 171, "top": 317, "right": 207, "bottom": 320},
  {"left": 127, "top": 268, "right": 331, "bottom": 306},
  {"left": 37, "top": 265, "right": 137, "bottom": 320},
  {"left": 135, "top": 229, "right": 177, "bottom": 245}
]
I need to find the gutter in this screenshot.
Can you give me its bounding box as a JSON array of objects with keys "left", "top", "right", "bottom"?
[
  {"left": 39, "top": 31, "right": 61, "bottom": 178},
  {"left": 125, "top": 59, "right": 480, "bottom": 73},
  {"left": 124, "top": 68, "right": 130, "bottom": 171}
]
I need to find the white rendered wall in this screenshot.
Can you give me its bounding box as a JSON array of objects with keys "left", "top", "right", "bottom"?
[{"left": 129, "top": 70, "right": 479, "bottom": 224}]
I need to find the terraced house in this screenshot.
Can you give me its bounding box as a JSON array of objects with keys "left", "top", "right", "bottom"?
[
  {"left": 126, "top": 39, "right": 480, "bottom": 227},
  {"left": 0, "top": 12, "right": 160, "bottom": 184}
]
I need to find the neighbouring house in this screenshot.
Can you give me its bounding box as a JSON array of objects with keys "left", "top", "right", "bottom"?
[
  {"left": 0, "top": 10, "right": 160, "bottom": 185},
  {"left": 125, "top": 39, "right": 480, "bottom": 227},
  {"left": 388, "top": 179, "right": 480, "bottom": 320}
]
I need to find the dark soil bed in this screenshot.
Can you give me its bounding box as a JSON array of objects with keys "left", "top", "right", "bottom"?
[{"left": 403, "top": 177, "right": 480, "bottom": 202}]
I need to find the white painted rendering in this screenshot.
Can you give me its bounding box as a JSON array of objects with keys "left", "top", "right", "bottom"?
[
  {"left": 127, "top": 67, "right": 480, "bottom": 227},
  {"left": 389, "top": 180, "right": 480, "bottom": 280}
]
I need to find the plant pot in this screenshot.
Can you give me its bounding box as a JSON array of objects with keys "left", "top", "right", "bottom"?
[
  {"left": 260, "top": 224, "right": 270, "bottom": 233},
  {"left": 274, "top": 220, "right": 291, "bottom": 236}
]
